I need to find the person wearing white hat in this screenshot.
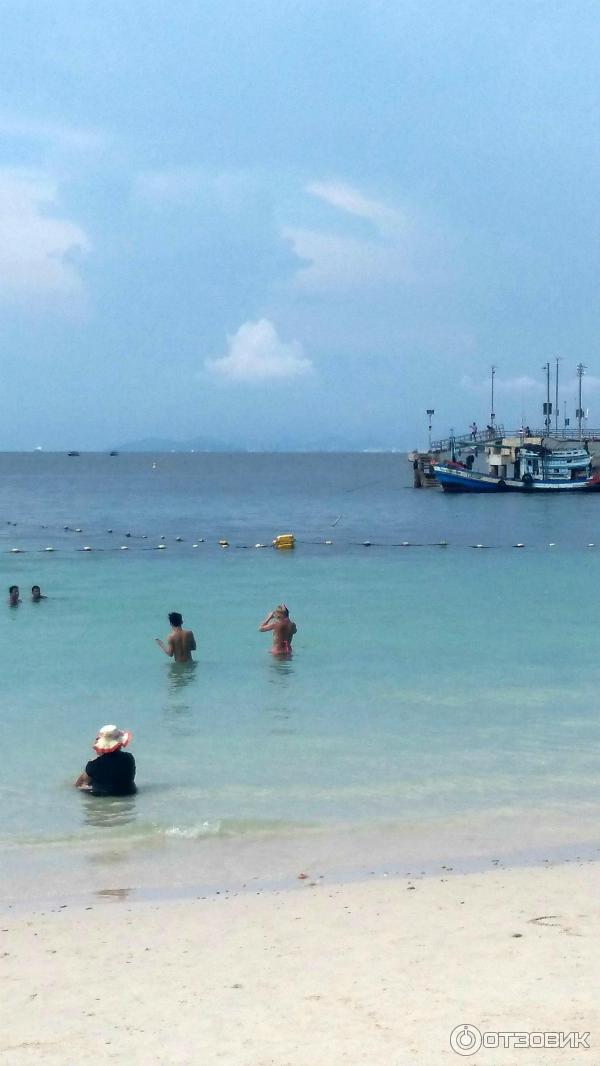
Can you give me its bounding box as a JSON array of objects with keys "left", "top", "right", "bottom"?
[{"left": 74, "top": 725, "right": 136, "bottom": 796}]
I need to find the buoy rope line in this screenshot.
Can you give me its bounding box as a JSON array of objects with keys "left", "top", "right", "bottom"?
[{"left": 1, "top": 540, "right": 598, "bottom": 553}]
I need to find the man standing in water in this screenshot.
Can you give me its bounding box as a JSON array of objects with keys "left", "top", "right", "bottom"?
[
  {"left": 155, "top": 612, "right": 196, "bottom": 662},
  {"left": 259, "top": 604, "right": 297, "bottom": 656}
]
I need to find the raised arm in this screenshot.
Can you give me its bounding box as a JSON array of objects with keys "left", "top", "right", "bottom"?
[
  {"left": 259, "top": 610, "right": 276, "bottom": 632},
  {"left": 155, "top": 634, "right": 174, "bottom": 656}
]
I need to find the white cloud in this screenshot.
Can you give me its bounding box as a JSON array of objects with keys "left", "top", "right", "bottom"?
[
  {"left": 0, "top": 170, "right": 90, "bottom": 308},
  {"left": 283, "top": 225, "right": 415, "bottom": 291},
  {"left": 307, "top": 181, "right": 403, "bottom": 229},
  {"left": 205, "top": 318, "right": 313, "bottom": 381},
  {"left": 285, "top": 179, "right": 448, "bottom": 294}
]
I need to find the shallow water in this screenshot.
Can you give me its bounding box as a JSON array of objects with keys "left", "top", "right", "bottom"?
[{"left": 2, "top": 452, "right": 600, "bottom": 896}]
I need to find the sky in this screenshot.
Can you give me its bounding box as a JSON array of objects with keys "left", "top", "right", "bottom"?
[{"left": 2, "top": 0, "right": 600, "bottom": 450}]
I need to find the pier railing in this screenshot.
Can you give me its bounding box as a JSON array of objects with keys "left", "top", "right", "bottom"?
[{"left": 430, "top": 427, "right": 600, "bottom": 452}]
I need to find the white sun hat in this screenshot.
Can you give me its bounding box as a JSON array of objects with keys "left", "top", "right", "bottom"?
[{"left": 93, "top": 724, "right": 132, "bottom": 755}]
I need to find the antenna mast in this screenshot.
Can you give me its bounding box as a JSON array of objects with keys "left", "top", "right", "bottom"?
[
  {"left": 576, "top": 363, "right": 586, "bottom": 441},
  {"left": 555, "top": 357, "right": 560, "bottom": 435}
]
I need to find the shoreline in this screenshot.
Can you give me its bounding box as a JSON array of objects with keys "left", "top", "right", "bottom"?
[
  {"left": 3, "top": 809, "right": 600, "bottom": 913},
  {"left": 1, "top": 861, "right": 598, "bottom": 1065}
]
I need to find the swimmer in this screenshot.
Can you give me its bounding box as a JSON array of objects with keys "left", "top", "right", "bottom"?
[
  {"left": 31, "top": 585, "right": 46, "bottom": 602},
  {"left": 74, "top": 724, "right": 136, "bottom": 796},
  {"left": 259, "top": 603, "right": 297, "bottom": 656},
  {"left": 155, "top": 612, "right": 196, "bottom": 662},
  {"left": 8, "top": 585, "right": 20, "bottom": 607}
]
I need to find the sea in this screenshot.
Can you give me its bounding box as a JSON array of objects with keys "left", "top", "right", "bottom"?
[{"left": 2, "top": 451, "right": 600, "bottom": 905}]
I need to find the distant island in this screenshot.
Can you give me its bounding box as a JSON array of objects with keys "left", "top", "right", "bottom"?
[{"left": 115, "top": 435, "right": 401, "bottom": 453}]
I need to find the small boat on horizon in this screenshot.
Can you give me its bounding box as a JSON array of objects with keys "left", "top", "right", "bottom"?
[{"left": 67, "top": 451, "right": 80, "bottom": 457}]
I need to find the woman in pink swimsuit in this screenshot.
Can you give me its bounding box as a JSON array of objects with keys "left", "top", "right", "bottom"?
[{"left": 259, "top": 604, "right": 297, "bottom": 656}]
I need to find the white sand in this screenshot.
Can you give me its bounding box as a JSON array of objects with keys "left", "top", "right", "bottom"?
[{"left": 0, "top": 862, "right": 598, "bottom": 1065}]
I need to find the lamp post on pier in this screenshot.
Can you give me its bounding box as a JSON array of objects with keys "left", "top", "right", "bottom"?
[{"left": 426, "top": 409, "right": 434, "bottom": 450}]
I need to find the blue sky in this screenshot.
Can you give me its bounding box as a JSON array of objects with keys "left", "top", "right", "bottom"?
[{"left": 2, "top": 0, "right": 600, "bottom": 449}]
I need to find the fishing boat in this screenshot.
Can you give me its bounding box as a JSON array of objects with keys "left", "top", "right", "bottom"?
[{"left": 435, "top": 435, "right": 600, "bottom": 492}]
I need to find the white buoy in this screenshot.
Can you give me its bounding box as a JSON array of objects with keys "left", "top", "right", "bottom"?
[
  {"left": 401, "top": 541, "right": 410, "bottom": 546},
  {"left": 175, "top": 536, "right": 183, "bottom": 542},
  {"left": 120, "top": 545, "right": 129, "bottom": 550},
  {"left": 45, "top": 546, "right": 54, "bottom": 552},
  {"left": 192, "top": 543, "right": 199, "bottom": 548},
  {"left": 474, "top": 544, "right": 484, "bottom": 549},
  {"left": 75, "top": 528, "right": 82, "bottom": 533},
  {"left": 439, "top": 540, "right": 448, "bottom": 546},
  {"left": 549, "top": 542, "right": 556, "bottom": 547},
  {"left": 514, "top": 543, "right": 525, "bottom": 548},
  {"left": 82, "top": 546, "right": 92, "bottom": 552},
  {"left": 363, "top": 541, "right": 371, "bottom": 547},
  {"left": 156, "top": 544, "right": 166, "bottom": 550},
  {"left": 324, "top": 539, "right": 332, "bottom": 545},
  {"left": 10, "top": 547, "right": 22, "bottom": 553},
  {"left": 588, "top": 543, "right": 595, "bottom": 548}
]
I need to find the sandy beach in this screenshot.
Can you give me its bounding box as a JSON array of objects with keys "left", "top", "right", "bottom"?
[{"left": 1, "top": 861, "right": 598, "bottom": 1065}]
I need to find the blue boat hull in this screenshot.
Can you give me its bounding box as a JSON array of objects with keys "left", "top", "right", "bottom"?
[{"left": 434, "top": 465, "right": 600, "bottom": 493}]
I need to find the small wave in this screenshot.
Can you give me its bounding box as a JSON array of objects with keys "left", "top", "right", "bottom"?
[
  {"left": 164, "top": 821, "right": 222, "bottom": 839},
  {"left": 0, "top": 816, "right": 318, "bottom": 851}
]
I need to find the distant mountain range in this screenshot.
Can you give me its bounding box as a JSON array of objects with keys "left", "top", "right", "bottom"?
[{"left": 116, "top": 435, "right": 401, "bottom": 453}]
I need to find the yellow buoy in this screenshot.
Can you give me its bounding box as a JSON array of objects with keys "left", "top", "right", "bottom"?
[{"left": 273, "top": 533, "right": 295, "bottom": 550}]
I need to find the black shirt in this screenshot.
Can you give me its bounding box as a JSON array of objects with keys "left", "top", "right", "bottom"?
[{"left": 85, "top": 750, "right": 136, "bottom": 796}]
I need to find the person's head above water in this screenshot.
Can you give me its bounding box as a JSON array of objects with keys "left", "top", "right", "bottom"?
[
  {"left": 31, "top": 585, "right": 42, "bottom": 601},
  {"left": 9, "top": 585, "right": 18, "bottom": 595},
  {"left": 169, "top": 612, "right": 183, "bottom": 628},
  {"left": 93, "top": 724, "right": 131, "bottom": 756},
  {"left": 8, "top": 585, "right": 19, "bottom": 605}
]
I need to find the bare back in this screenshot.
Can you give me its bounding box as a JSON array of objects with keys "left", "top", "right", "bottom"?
[
  {"left": 272, "top": 617, "right": 295, "bottom": 654},
  {"left": 168, "top": 627, "right": 196, "bottom": 662}
]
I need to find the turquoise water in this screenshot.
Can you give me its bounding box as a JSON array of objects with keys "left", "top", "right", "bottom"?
[{"left": 2, "top": 453, "right": 600, "bottom": 893}]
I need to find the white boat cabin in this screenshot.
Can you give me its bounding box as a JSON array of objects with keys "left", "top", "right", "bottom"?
[{"left": 486, "top": 437, "right": 592, "bottom": 482}]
